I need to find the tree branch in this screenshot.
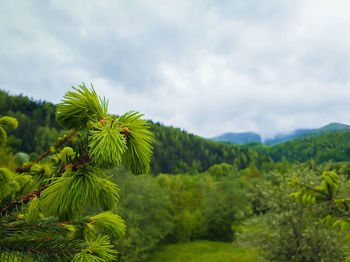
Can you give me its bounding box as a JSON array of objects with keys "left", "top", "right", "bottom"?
[
  {"left": 1, "top": 152, "right": 91, "bottom": 216},
  {"left": 15, "top": 130, "right": 78, "bottom": 174},
  {"left": 2, "top": 245, "right": 83, "bottom": 255},
  {"left": 0, "top": 186, "right": 48, "bottom": 216}
]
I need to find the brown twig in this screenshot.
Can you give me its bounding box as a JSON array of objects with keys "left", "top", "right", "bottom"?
[
  {"left": 0, "top": 186, "right": 48, "bottom": 216},
  {"left": 1, "top": 152, "right": 92, "bottom": 216},
  {"left": 71, "top": 153, "right": 91, "bottom": 172},
  {"left": 2, "top": 245, "right": 83, "bottom": 255}
]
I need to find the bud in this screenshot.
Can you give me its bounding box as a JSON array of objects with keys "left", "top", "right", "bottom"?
[{"left": 49, "top": 146, "right": 56, "bottom": 153}]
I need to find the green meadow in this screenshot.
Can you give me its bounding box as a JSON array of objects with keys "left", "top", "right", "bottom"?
[{"left": 146, "top": 241, "right": 258, "bottom": 262}]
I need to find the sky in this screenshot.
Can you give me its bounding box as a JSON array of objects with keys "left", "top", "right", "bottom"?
[{"left": 1, "top": 0, "right": 350, "bottom": 139}]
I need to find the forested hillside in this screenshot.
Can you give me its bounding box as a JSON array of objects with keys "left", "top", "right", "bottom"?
[
  {"left": 150, "top": 123, "right": 273, "bottom": 174},
  {"left": 0, "top": 89, "right": 273, "bottom": 175},
  {"left": 244, "top": 131, "right": 350, "bottom": 163},
  {"left": 0, "top": 90, "right": 63, "bottom": 155}
]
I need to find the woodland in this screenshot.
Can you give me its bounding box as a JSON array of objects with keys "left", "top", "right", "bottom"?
[{"left": 1, "top": 86, "right": 350, "bottom": 261}]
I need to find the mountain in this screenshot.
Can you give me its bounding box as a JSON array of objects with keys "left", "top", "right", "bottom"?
[
  {"left": 264, "top": 128, "right": 317, "bottom": 145},
  {"left": 264, "top": 128, "right": 316, "bottom": 145},
  {"left": 264, "top": 123, "right": 350, "bottom": 145},
  {"left": 212, "top": 123, "right": 350, "bottom": 145},
  {"left": 211, "top": 132, "right": 262, "bottom": 145},
  {"left": 305, "top": 122, "right": 350, "bottom": 135}
]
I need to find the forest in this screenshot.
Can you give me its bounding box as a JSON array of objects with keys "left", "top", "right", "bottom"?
[{"left": 1, "top": 87, "right": 350, "bottom": 261}]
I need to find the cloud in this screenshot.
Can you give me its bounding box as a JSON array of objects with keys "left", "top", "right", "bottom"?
[{"left": 1, "top": 0, "right": 350, "bottom": 138}]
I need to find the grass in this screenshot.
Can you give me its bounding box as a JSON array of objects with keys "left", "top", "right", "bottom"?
[{"left": 146, "top": 240, "right": 258, "bottom": 262}]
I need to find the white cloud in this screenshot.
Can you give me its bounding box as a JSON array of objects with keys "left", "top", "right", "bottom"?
[{"left": 1, "top": 0, "right": 350, "bottom": 138}]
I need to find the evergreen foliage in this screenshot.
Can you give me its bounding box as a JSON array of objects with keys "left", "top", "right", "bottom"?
[
  {"left": 89, "top": 121, "right": 127, "bottom": 169},
  {"left": 92, "top": 212, "right": 126, "bottom": 240},
  {"left": 0, "top": 116, "right": 18, "bottom": 131},
  {"left": 0, "top": 116, "right": 18, "bottom": 147},
  {"left": 0, "top": 84, "right": 154, "bottom": 261},
  {"left": 119, "top": 112, "right": 153, "bottom": 175},
  {"left": 56, "top": 84, "right": 108, "bottom": 130}
]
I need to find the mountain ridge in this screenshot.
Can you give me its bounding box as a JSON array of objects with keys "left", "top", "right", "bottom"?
[
  {"left": 210, "top": 122, "right": 350, "bottom": 145},
  {"left": 211, "top": 132, "right": 262, "bottom": 144}
]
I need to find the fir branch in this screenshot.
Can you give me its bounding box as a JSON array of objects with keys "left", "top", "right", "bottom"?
[
  {"left": 71, "top": 153, "right": 91, "bottom": 172},
  {"left": 2, "top": 245, "right": 81, "bottom": 254},
  {"left": 40, "top": 168, "right": 119, "bottom": 220},
  {"left": 118, "top": 111, "right": 154, "bottom": 174},
  {"left": 0, "top": 186, "right": 48, "bottom": 216},
  {"left": 56, "top": 83, "right": 108, "bottom": 130},
  {"left": 0, "top": 127, "right": 7, "bottom": 147},
  {"left": 1, "top": 152, "right": 90, "bottom": 217},
  {"left": 15, "top": 130, "right": 78, "bottom": 174},
  {"left": 72, "top": 235, "right": 118, "bottom": 262},
  {"left": 0, "top": 238, "right": 85, "bottom": 260},
  {"left": 1, "top": 222, "right": 69, "bottom": 240},
  {"left": 0, "top": 85, "right": 154, "bottom": 261},
  {"left": 91, "top": 212, "right": 126, "bottom": 240},
  {"left": 88, "top": 121, "right": 126, "bottom": 169},
  {"left": 0, "top": 117, "right": 18, "bottom": 147},
  {"left": 0, "top": 116, "right": 18, "bottom": 131}
]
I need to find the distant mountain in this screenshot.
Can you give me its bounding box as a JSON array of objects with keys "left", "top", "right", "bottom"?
[
  {"left": 211, "top": 132, "right": 262, "bottom": 145},
  {"left": 264, "top": 123, "right": 350, "bottom": 145},
  {"left": 305, "top": 123, "right": 350, "bottom": 135},
  {"left": 212, "top": 123, "right": 350, "bottom": 145},
  {"left": 264, "top": 128, "right": 317, "bottom": 145}
]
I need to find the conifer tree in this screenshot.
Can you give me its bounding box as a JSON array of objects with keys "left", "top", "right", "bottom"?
[{"left": 0, "top": 84, "right": 153, "bottom": 261}]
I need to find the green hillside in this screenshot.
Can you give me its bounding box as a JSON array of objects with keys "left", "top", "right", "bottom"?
[
  {"left": 0, "top": 90, "right": 62, "bottom": 154},
  {"left": 302, "top": 122, "right": 350, "bottom": 137},
  {"left": 245, "top": 130, "right": 350, "bottom": 163},
  {"left": 150, "top": 123, "right": 273, "bottom": 174}
]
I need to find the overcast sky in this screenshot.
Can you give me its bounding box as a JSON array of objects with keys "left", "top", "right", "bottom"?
[{"left": 1, "top": 0, "right": 350, "bottom": 138}]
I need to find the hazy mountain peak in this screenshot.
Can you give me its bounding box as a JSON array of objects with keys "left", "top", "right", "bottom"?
[{"left": 211, "top": 132, "right": 262, "bottom": 145}]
